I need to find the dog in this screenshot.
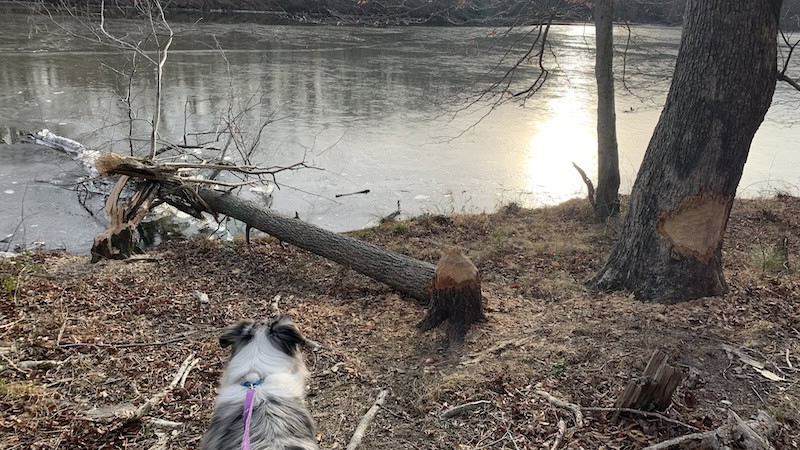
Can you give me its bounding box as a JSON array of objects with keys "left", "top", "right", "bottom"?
[{"left": 201, "top": 315, "right": 319, "bottom": 450}]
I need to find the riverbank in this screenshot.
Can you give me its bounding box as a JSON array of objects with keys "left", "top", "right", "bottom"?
[
  {"left": 1, "top": 195, "right": 798, "bottom": 448},
  {"left": 3, "top": 0, "right": 594, "bottom": 26}
]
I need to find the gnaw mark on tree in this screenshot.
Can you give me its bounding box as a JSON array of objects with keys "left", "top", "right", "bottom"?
[
  {"left": 417, "top": 245, "right": 484, "bottom": 349},
  {"left": 656, "top": 192, "right": 730, "bottom": 263}
]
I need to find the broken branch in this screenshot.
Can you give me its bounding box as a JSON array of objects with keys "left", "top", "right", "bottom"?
[
  {"left": 346, "top": 389, "right": 388, "bottom": 450},
  {"left": 535, "top": 390, "right": 585, "bottom": 428},
  {"left": 441, "top": 400, "right": 491, "bottom": 419},
  {"left": 642, "top": 410, "right": 777, "bottom": 450},
  {"left": 550, "top": 418, "right": 567, "bottom": 450},
  {"left": 572, "top": 162, "right": 596, "bottom": 208},
  {"left": 126, "top": 353, "right": 198, "bottom": 422}
]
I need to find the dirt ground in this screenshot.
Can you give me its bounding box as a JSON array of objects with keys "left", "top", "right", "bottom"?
[{"left": 1, "top": 196, "right": 798, "bottom": 449}]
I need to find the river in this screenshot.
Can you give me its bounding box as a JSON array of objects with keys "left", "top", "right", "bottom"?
[{"left": 1, "top": 10, "right": 800, "bottom": 253}]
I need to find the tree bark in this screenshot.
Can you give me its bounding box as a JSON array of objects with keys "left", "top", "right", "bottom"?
[
  {"left": 593, "top": 0, "right": 621, "bottom": 221},
  {"left": 591, "top": 0, "right": 782, "bottom": 302},
  {"left": 196, "top": 188, "right": 435, "bottom": 302}
]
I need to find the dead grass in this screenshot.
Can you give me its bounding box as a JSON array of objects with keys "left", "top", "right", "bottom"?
[{"left": 0, "top": 195, "right": 798, "bottom": 449}]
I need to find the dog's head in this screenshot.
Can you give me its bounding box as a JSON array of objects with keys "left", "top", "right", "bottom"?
[
  {"left": 204, "top": 315, "right": 318, "bottom": 450},
  {"left": 219, "top": 315, "right": 305, "bottom": 357},
  {"left": 217, "top": 315, "right": 308, "bottom": 387}
]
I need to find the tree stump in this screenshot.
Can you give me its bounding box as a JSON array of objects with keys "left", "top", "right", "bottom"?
[
  {"left": 613, "top": 350, "right": 682, "bottom": 421},
  {"left": 417, "top": 246, "right": 484, "bottom": 348},
  {"left": 90, "top": 177, "right": 157, "bottom": 263}
]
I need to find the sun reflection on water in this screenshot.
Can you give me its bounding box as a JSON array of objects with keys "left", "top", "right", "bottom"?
[{"left": 527, "top": 88, "right": 596, "bottom": 204}]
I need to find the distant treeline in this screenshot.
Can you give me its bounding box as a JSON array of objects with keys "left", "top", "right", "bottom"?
[{"left": 35, "top": 0, "right": 800, "bottom": 28}]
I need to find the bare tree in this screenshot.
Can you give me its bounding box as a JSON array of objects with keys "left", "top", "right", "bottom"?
[
  {"left": 41, "top": 0, "right": 172, "bottom": 159},
  {"left": 593, "top": 0, "right": 620, "bottom": 221}
]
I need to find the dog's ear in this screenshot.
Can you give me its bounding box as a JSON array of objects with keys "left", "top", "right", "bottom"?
[
  {"left": 268, "top": 315, "right": 305, "bottom": 356},
  {"left": 219, "top": 320, "right": 255, "bottom": 349}
]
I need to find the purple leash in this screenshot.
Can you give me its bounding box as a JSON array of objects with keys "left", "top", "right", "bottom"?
[{"left": 241, "top": 380, "right": 262, "bottom": 450}]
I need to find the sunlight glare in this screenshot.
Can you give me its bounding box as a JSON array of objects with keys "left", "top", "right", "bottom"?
[{"left": 527, "top": 89, "right": 596, "bottom": 204}]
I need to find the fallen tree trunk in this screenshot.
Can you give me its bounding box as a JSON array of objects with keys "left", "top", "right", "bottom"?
[
  {"left": 196, "top": 188, "right": 435, "bottom": 302},
  {"left": 89, "top": 151, "right": 437, "bottom": 302}
]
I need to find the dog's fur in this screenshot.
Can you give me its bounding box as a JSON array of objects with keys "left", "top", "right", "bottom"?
[{"left": 201, "top": 316, "right": 319, "bottom": 450}]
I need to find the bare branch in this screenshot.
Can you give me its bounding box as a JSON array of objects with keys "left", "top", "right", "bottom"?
[{"left": 778, "top": 72, "right": 800, "bottom": 92}]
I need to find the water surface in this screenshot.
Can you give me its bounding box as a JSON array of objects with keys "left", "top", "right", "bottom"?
[{"left": 1, "top": 13, "right": 799, "bottom": 253}]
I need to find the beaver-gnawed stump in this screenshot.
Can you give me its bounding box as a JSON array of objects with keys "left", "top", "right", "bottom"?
[{"left": 417, "top": 245, "right": 484, "bottom": 348}]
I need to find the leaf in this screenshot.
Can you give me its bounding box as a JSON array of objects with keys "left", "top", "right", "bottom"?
[
  {"left": 722, "top": 344, "right": 765, "bottom": 369},
  {"left": 754, "top": 368, "right": 785, "bottom": 382}
]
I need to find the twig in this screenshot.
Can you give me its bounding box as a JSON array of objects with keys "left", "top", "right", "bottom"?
[
  {"left": 124, "top": 353, "right": 197, "bottom": 422},
  {"left": 335, "top": 189, "right": 371, "bottom": 198},
  {"left": 56, "top": 317, "right": 68, "bottom": 347},
  {"left": 177, "top": 177, "right": 257, "bottom": 188},
  {"left": 149, "top": 0, "right": 173, "bottom": 160},
  {"left": 441, "top": 400, "right": 491, "bottom": 419},
  {"left": 571, "top": 162, "right": 596, "bottom": 208},
  {"left": 730, "top": 409, "right": 773, "bottom": 448},
  {"left": 17, "top": 360, "right": 62, "bottom": 370},
  {"left": 0, "top": 354, "right": 30, "bottom": 375},
  {"left": 303, "top": 337, "right": 328, "bottom": 352},
  {"left": 462, "top": 336, "right": 532, "bottom": 366},
  {"left": 148, "top": 418, "right": 184, "bottom": 428},
  {"left": 582, "top": 407, "right": 698, "bottom": 431},
  {"left": 0, "top": 318, "right": 24, "bottom": 330},
  {"left": 346, "top": 389, "right": 388, "bottom": 450},
  {"left": 535, "top": 390, "right": 585, "bottom": 428},
  {"left": 778, "top": 72, "right": 800, "bottom": 92},
  {"left": 123, "top": 255, "right": 163, "bottom": 263},
  {"left": 179, "top": 357, "right": 200, "bottom": 388},
  {"left": 550, "top": 418, "right": 567, "bottom": 450}
]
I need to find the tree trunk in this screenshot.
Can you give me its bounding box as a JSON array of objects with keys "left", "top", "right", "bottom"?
[
  {"left": 196, "top": 188, "right": 436, "bottom": 302},
  {"left": 594, "top": 0, "right": 621, "bottom": 221},
  {"left": 591, "top": 0, "right": 781, "bottom": 302}
]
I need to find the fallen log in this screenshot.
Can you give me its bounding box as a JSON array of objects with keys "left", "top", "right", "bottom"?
[
  {"left": 196, "top": 188, "right": 435, "bottom": 302},
  {"left": 90, "top": 150, "right": 437, "bottom": 302}
]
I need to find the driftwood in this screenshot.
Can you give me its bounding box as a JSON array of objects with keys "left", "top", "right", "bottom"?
[
  {"left": 643, "top": 410, "right": 777, "bottom": 450},
  {"left": 613, "top": 350, "right": 681, "bottom": 421},
  {"left": 93, "top": 152, "right": 437, "bottom": 302},
  {"left": 417, "top": 246, "right": 483, "bottom": 346}
]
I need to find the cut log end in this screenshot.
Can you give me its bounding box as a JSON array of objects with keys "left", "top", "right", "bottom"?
[{"left": 418, "top": 246, "right": 484, "bottom": 348}]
